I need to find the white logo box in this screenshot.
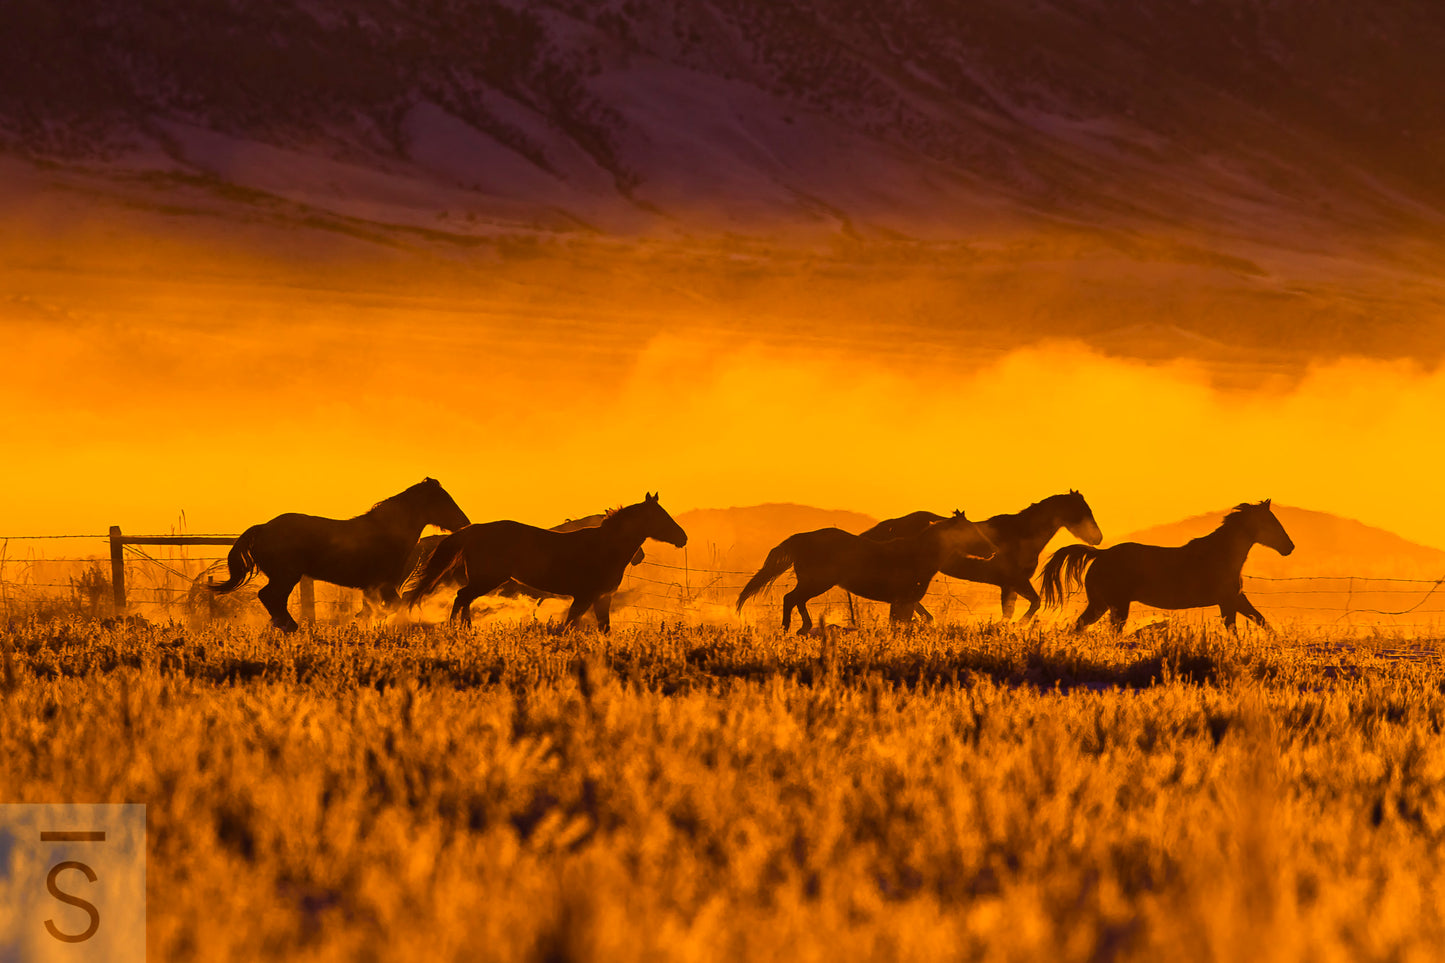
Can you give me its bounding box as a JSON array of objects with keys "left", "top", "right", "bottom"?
[{"left": 0, "top": 804, "right": 146, "bottom": 962}]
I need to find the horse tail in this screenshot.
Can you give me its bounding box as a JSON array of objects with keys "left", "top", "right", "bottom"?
[
  {"left": 736, "top": 540, "right": 796, "bottom": 611},
  {"left": 1040, "top": 544, "right": 1100, "bottom": 608},
  {"left": 209, "top": 525, "right": 263, "bottom": 594},
  {"left": 402, "top": 528, "right": 469, "bottom": 607}
]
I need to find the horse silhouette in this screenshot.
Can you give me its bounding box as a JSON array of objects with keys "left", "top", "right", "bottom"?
[
  {"left": 1040, "top": 499, "right": 1294, "bottom": 632},
  {"left": 365, "top": 512, "right": 646, "bottom": 618},
  {"left": 862, "top": 490, "right": 1102, "bottom": 622},
  {"left": 492, "top": 512, "right": 647, "bottom": 601},
  {"left": 403, "top": 493, "right": 686, "bottom": 631},
  {"left": 209, "top": 478, "right": 471, "bottom": 631},
  {"left": 735, "top": 512, "right": 996, "bottom": 634}
]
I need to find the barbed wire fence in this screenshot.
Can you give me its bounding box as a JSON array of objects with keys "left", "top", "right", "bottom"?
[
  {"left": 0, "top": 533, "right": 354, "bottom": 622},
  {"left": 1, "top": 532, "right": 1442, "bottom": 634},
  {"left": 616, "top": 558, "right": 1445, "bottom": 634}
]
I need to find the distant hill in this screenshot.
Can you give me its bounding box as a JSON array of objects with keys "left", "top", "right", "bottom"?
[
  {"left": 650, "top": 502, "right": 1445, "bottom": 581},
  {"left": 648, "top": 504, "right": 878, "bottom": 574},
  {"left": 1118, "top": 505, "right": 1445, "bottom": 579}
]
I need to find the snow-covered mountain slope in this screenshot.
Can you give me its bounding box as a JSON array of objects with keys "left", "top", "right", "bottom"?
[
  {"left": 6, "top": 1, "right": 1445, "bottom": 367},
  {"left": 6, "top": 0, "right": 1445, "bottom": 241}
]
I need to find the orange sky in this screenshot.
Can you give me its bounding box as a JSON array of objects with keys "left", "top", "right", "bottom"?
[{"left": 2, "top": 314, "right": 1443, "bottom": 551}]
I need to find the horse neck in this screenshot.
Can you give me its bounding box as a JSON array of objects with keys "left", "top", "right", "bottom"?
[
  {"left": 1199, "top": 521, "right": 1258, "bottom": 569},
  {"left": 917, "top": 524, "right": 961, "bottom": 566},
  {"left": 364, "top": 494, "right": 431, "bottom": 541},
  {"left": 597, "top": 509, "right": 651, "bottom": 555},
  {"left": 999, "top": 500, "right": 1066, "bottom": 552}
]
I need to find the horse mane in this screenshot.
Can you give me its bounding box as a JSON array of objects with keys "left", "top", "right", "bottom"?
[
  {"left": 1221, "top": 500, "right": 1271, "bottom": 529},
  {"left": 1185, "top": 499, "right": 1272, "bottom": 545},
  {"left": 993, "top": 492, "right": 1076, "bottom": 535},
  {"left": 553, "top": 511, "right": 609, "bottom": 528},
  {"left": 600, "top": 501, "right": 648, "bottom": 527},
  {"left": 357, "top": 481, "right": 426, "bottom": 518}
]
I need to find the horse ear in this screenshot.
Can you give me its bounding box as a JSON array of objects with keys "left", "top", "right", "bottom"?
[
  {"left": 1263, "top": 498, "right": 1272, "bottom": 508},
  {"left": 646, "top": 492, "right": 658, "bottom": 503}
]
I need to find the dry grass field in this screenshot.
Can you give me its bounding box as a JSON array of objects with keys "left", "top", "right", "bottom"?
[{"left": 2, "top": 615, "right": 1443, "bottom": 962}]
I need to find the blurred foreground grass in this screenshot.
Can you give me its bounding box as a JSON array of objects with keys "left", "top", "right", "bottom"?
[{"left": 1, "top": 617, "right": 1442, "bottom": 962}]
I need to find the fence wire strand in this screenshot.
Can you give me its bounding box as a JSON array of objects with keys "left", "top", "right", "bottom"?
[{"left": 0, "top": 532, "right": 1443, "bottom": 630}]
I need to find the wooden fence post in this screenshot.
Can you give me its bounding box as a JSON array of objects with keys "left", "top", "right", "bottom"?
[
  {"left": 298, "top": 576, "right": 315, "bottom": 624},
  {"left": 105, "top": 531, "right": 232, "bottom": 617},
  {"left": 109, "top": 526, "right": 126, "bottom": 616}
]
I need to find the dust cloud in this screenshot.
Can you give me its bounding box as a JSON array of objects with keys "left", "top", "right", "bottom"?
[
  {"left": 600, "top": 338, "right": 1445, "bottom": 548},
  {"left": 1, "top": 314, "right": 1442, "bottom": 550}
]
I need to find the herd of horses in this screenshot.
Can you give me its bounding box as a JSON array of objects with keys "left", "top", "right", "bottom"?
[{"left": 209, "top": 479, "right": 1296, "bottom": 635}]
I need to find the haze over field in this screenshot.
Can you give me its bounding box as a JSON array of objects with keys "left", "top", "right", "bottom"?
[{"left": 3, "top": 0, "right": 1444, "bottom": 549}]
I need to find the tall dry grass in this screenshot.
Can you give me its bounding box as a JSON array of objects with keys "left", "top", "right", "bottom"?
[{"left": 0, "top": 617, "right": 1442, "bottom": 961}]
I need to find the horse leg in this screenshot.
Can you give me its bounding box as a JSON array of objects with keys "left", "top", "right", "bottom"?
[
  {"left": 795, "top": 597, "right": 814, "bottom": 635},
  {"left": 781, "top": 587, "right": 802, "bottom": 632},
  {"left": 782, "top": 586, "right": 817, "bottom": 636},
  {"left": 1216, "top": 597, "right": 1237, "bottom": 631},
  {"left": 914, "top": 601, "right": 934, "bottom": 623},
  {"left": 258, "top": 579, "right": 299, "bottom": 632},
  {"left": 450, "top": 584, "right": 486, "bottom": 625},
  {"left": 890, "top": 596, "right": 923, "bottom": 625},
  {"left": 591, "top": 595, "right": 613, "bottom": 633},
  {"left": 1074, "top": 599, "right": 1108, "bottom": 632},
  {"left": 1235, "top": 593, "right": 1270, "bottom": 631},
  {"left": 1000, "top": 587, "right": 1018, "bottom": 621},
  {"left": 565, "top": 595, "right": 595, "bottom": 628},
  {"left": 1016, "top": 582, "right": 1044, "bottom": 623},
  {"left": 368, "top": 585, "right": 401, "bottom": 621},
  {"left": 450, "top": 574, "right": 506, "bottom": 626},
  {"left": 1108, "top": 602, "right": 1131, "bottom": 633}
]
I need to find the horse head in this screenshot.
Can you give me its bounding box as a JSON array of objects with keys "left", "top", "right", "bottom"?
[
  {"left": 1062, "top": 489, "right": 1104, "bottom": 545},
  {"left": 419, "top": 478, "right": 471, "bottom": 531},
  {"left": 938, "top": 510, "right": 996, "bottom": 561},
  {"left": 1245, "top": 498, "right": 1294, "bottom": 556},
  {"left": 637, "top": 492, "right": 688, "bottom": 548}
]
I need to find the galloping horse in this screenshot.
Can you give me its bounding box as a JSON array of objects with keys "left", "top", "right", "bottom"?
[
  {"left": 403, "top": 493, "right": 687, "bottom": 631},
  {"left": 492, "top": 512, "right": 647, "bottom": 602},
  {"left": 366, "top": 512, "right": 646, "bottom": 617},
  {"left": 209, "top": 478, "right": 471, "bottom": 631},
  {"left": 735, "top": 512, "right": 996, "bottom": 634},
  {"left": 1040, "top": 499, "right": 1294, "bottom": 632},
  {"left": 862, "top": 490, "right": 1103, "bottom": 622}
]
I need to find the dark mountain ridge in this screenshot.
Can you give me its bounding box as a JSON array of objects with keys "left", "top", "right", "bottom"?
[
  {"left": 6, "top": 1, "right": 1445, "bottom": 366},
  {"left": 6, "top": 0, "right": 1445, "bottom": 239}
]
